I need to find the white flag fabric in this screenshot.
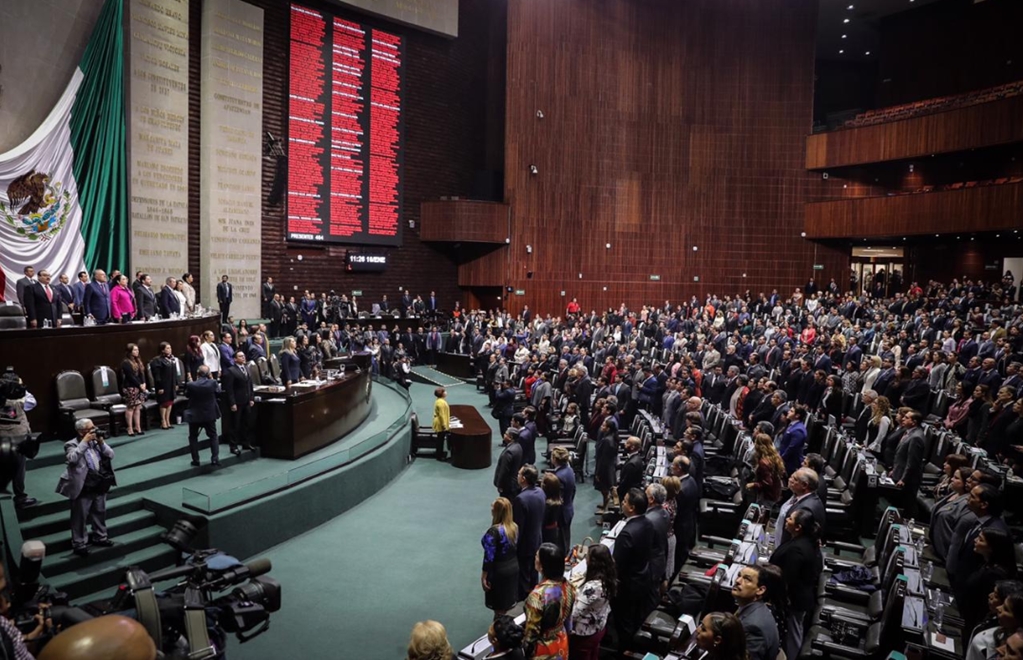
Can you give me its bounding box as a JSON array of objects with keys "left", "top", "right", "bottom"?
[{"left": 0, "top": 68, "right": 87, "bottom": 304}]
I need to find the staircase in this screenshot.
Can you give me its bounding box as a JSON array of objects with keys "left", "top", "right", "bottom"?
[{"left": 19, "top": 429, "right": 257, "bottom": 600}]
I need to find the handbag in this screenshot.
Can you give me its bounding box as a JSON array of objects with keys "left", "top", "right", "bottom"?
[{"left": 83, "top": 455, "right": 116, "bottom": 495}]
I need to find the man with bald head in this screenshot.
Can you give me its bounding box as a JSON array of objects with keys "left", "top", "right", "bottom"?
[
  {"left": 82, "top": 269, "right": 111, "bottom": 323},
  {"left": 775, "top": 467, "right": 825, "bottom": 547},
  {"left": 616, "top": 436, "right": 645, "bottom": 503}
]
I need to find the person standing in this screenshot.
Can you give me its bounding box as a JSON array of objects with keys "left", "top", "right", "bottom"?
[
  {"left": 611, "top": 488, "right": 654, "bottom": 652},
  {"left": 110, "top": 275, "right": 136, "bottom": 324},
  {"left": 23, "top": 269, "right": 62, "bottom": 328},
  {"left": 15, "top": 266, "right": 35, "bottom": 309},
  {"left": 482, "top": 497, "right": 519, "bottom": 616},
  {"left": 551, "top": 447, "right": 576, "bottom": 555},
  {"left": 179, "top": 273, "right": 196, "bottom": 313},
  {"left": 494, "top": 429, "right": 524, "bottom": 500},
  {"left": 135, "top": 274, "right": 157, "bottom": 320},
  {"left": 120, "top": 344, "right": 147, "bottom": 437},
  {"left": 494, "top": 381, "right": 516, "bottom": 436},
  {"left": 513, "top": 465, "right": 545, "bottom": 601},
  {"left": 0, "top": 371, "right": 39, "bottom": 509},
  {"left": 57, "top": 419, "right": 116, "bottom": 557},
  {"left": 157, "top": 277, "right": 180, "bottom": 319},
  {"left": 432, "top": 387, "right": 450, "bottom": 461},
  {"left": 184, "top": 366, "right": 221, "bottom": 466},
  {"left": 569, "top": 544, "right": 616, "bottom": 660},
  {"left": 82, "top": 269, "right": 110, "bottom": 324},
  {"left": 523, "top": 543, "right": 576, "bottom": 660},
  {"left": 541, "top": 474, "right": 564, "bottom": 554},
  {"left": 216, "top": 275, "right": 233, "bottom": 323},
  {"left": 891, "top": 409, "right": 926, "bottom": 518},
  {"left": 279, "top": 336, "right": 302, "bottom": 388},
  {"left": 645, "top": 483, "right": 671, "bottom": 601},
  {"left": 731, "top": 566, "right": 781, "bottom": 660},
  {"left": 221, "top": 350, "right": 255, "bottom": 456},
  {"left": 769, "top": 508, "right": 823, "bottom": 660},
  {"left": 261, "top": 276, "right": 275, "bottom": 318},
  {"left": 150, "top": 342, "right": 179, "bottom": 430},
  {"left": 778, "top": 405, "right": 808, "bottom": 477}
]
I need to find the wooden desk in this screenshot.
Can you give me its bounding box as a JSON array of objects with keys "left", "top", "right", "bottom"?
[
  {"left": 448, "top": 404, "right": 492, "bottom": 469},
  {"left": 0, "top": 314, "right": 220, "bottom": 435},
  {"left": 256, "top": 354, "right": 373, "bottom": 459},
  {"left": 436, "top": 351, "right": 474, "bottom": 379}
]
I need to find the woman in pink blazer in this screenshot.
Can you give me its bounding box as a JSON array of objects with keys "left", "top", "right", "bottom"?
[{"left": 110, "top": 275, "right": 137, "bottom": 323}]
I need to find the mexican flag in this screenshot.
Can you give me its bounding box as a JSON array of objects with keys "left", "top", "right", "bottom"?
[{"left": 0, "top": 0, "right": 126, "bottom": 303}]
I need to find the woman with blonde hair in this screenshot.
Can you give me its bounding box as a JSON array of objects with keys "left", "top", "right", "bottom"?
[
  {"left": 482, "top": 497, "right": 519, "bottom": 615},
  {"left": 862, "top": 355, "right": 882, "bottom": 393},
  {"left": 279, "top": 336, "right": 302, "bottom": 387},
  {"left": 865, "top": 396, "right": 892, "bottom": 453},
  {"left": 747, "top": 432, "right": 785, "bottom": 505},
  {"left": 407, "top": 620, "right": 453, "bottom": 660}
]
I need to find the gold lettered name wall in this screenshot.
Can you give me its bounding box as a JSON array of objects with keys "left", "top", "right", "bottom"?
[
  {"left": 127, "top": 0, "right": 190, "bottom": 288},
  {"left": 200, "top": 0, "right": 264, "bottom": 319}
]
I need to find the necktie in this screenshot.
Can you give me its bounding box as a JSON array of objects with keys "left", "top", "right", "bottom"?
[{"left": 45, "top": 285, "right": 52, "bottom": 302}]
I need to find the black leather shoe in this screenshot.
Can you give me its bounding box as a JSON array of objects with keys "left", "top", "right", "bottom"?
[
  {"left": 211, "top": 460, "right": 221, "bottom": 467},
  {"left": 72, "top": 547, "right": 89, "bottom": 557},
  {"left": 91, "top": 539, "right": 115, "bottom": 547},
  {"left": 190, "top": 460, "right": 201, "bottom": 467},
  {"left": 243, "top": 445, "right": 255, "bottom": 452},
  {"left": 14, "top": 497, "right": 38, "bottom": 509},
  {"left": 231, "top": 446, "right": 242, "bottom": 456}
]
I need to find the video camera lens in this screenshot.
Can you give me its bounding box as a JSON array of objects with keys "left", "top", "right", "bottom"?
[{"left": 232, "top": 577, "right": 281, "bottom": 613}]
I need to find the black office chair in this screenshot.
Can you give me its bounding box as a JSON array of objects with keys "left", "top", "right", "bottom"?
[
  {"left": 0, "top": 304, "right": 26, "bottom": 330},
  {"left": 55, "top": 370, "right": 112, "bottom": 438},
  {"left": 88, "top": 366, "right": 128, "bottom": 437}
]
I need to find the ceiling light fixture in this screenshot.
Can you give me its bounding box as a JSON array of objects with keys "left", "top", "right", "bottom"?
[
  {"left": 865, "top": 51, "right": 871, "bottom": 55},
  {"left": 839, "top": 49, "right": 844, "bottom": 54},
  {"left": 842, "top": 34, "right": 847, "bottom": 39},
  {"left": 843, "top": 18, "right": 850, "bottom": 23},
  {"left": 847, "top": 4, "right": 854, "bottom": 9}
]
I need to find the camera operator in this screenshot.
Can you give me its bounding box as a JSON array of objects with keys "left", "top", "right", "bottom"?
[
  {"left": 57, "top": 420, "right": 115, "bottom": 557},
  {"left": 0, "top": 371, "right": 39, "bottom": 509},
  {"left": 0, "top": 561, "right": 51, "bottom": 659}
]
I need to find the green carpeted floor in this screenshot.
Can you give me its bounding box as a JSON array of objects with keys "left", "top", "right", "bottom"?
[{"left": 227, "top": 382, "right": 605, "bottom": 659}]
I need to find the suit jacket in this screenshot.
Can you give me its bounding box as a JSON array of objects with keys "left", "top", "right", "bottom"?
[
  {"left": 54, "top": 282, "right": 74, "bottom": 306},
  {"left": 738, "top": 601, "right": 780, "bottom": 660},
  {"left": 645, "top": 505, "right": 670, "bottom": 584},
  {"left": 494, "top": 442, "right": 523, "bottom": 496},
  {"left": 221, "top": 364, "right": 254, "bottom": 408},
  {"left": 72, "top": 280, "right": 87, "bottom": 307},
  {"left": 769, "top": 535, "right": 820, "bottom": 611},
  {"left": 83, "top": 281, "right": 111, "bottom": 322},
  {"left": 261, "top": 282, "right": 275, "bottom": 304},
  {"left": 280, "top": 351, "right": 302, "bottom": 385},
  {"left": 891, "top": 426, "right": 925, "bottom": 489},
  {"left": 136, "top": 286, "right": 157, "bottom": 319},
  {"left": 613, "top": 515, "right": 654, "bottom": 598},
  {"left": 513, "top": 485, "right": 545, "bottom": 560},
  {"left": 778, "top": 421, "right": 807, "bottom": 477},
  {"left": 947, "top": 514, "right": 1010, "bottom": 581},
  {"left": 15, "top": 277, "right": 34, "bottom": 306},
  {"left": 554, "top": 464, "right": 576, "bottom": 523},
  {"left": 530, "top": 380, "right": 552, "bottom": 409},
  {"left": 778, "top": 492, "right": 826, "bottom": 546},
  {"left": 217, "top": 281, "right": 233, "bottom": 304},
  {"left": 159, "top": 287, "right": 181, "bottom": 318},
  {"left": 56, "top": 437, "right": 116, "bottom": 501},
  {"left": 23, "top": 282, "right": 60, "bottom": 327},
  {"left": 219, "top": 343, "right": 235, "bottom": 372},
  {"left": 185, "top": 377, "right": 221, "bottom": 424},
  {"left": 674, "top": 475, "right": 700, "bottom": 551},
  {"left": 617, "top": 452, "right": 645, "bottom": 499},
  {"left": 929, "top": 494, "right": 973, "bottom": 559}
]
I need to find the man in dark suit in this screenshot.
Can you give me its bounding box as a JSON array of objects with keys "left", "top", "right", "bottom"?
[
  {"left": 617, "top": 436, "right": 645, "bottom": 503},
  {"left": 427, "top": 290, "right": 438, "bottom": 313},
  {"left": 71, "top": 271, "right": 89, "bottom": 310},
  {"left": 891, "top": 410, "right": 926, "bottom": 517},
  {"left": 494, "top": 429, "right": 523, "bottom": 500},
  {"left": 184, "top": 366, "right": 221, "bottom": 466},
  {"left": 219, "top": 333, "right": 235, "bottom": 372},
  {"left": 733, "top": 566, "right": 781, "bottom": 660},
  {"left": 134, "top": 274, "right": 158, "bottom": 320},
  {"left": 261, "top": 277, "right": 275, "bottom": 318},
  {"left": 778, "top": 406, "right": 808, "bottom": 477},
  {"left": 900, "top": 369, "right": 931, "bottom": 412},
  {"left": 158, "top": 277, "right": 180, "bottom": 318},
  {"left": 645, "top": 483, "right": 671, "bottom": 600},
  {"left": 217, "top": 275, "right": 233, "bottom": 323},
  {"left": 221, "top": 350, "right": 255, "bottom": 456},
  {"left": 82, "top": 269, "right": 111, "bottom": 324},
  {"left": 54, "top": 273, "right": 74, "bottom": 309},
  {"left": 775, "top": 468, "right": 826, "bottom": 547},
  {"left": 612, "top": 488, "right": 654, "bottom": 652},
  {"left": 947, "top": 484, "right": 1009, "bottom": 594},
  {"left": 400, "top": 289, "right": 412, "bottom": 316},
  {"left": 671, "top": 456, "right": 700, "bottom": 574},
  {"left": 510, "top": 414, "right": 534, "bottom": 466},
  {"left": 23, "top": 270, "right": 61, "bottom": 328},
  {"left": 552, "top": 447, "right": 576, "bottom": 555},
  {"left": 15, "top": 266, "right": 35, "bottom": 309},
  {"left": 513, "top": 465, "right": 545, "bottom": 600},
  {"left": 269, "top": 294, "right": 283, "bottom": 338}
]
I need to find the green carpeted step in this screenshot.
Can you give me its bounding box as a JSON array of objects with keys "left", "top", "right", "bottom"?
[
  {"left": 20, "top": 497, "right": 146, "bottom": 536},
  {"left": 31, "top": 430, "right": 166, "bottom": 469},
  {"left": 48, "top": 542, "right": 179, "bottom": 601},
  {"left": 42, "top": 525, "right": 169, "bottom": 582},
  {"left": 32, "top": 509, "right": 158, "bottom": 555}
]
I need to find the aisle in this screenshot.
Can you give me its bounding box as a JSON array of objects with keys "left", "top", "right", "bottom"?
[{"left": 229, "top": 382, "right": 605, "bottom": 659}]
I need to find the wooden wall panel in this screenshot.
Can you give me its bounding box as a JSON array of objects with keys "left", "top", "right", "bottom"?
[
  {"left": 806, "top": 96, "right": 1023, "bottom": 170},
  {"left": 183, "top": 0, "right": 502, "bottom": 311},
  {"left": 458, "top": 247, "right": 507, "bottom": 287},
  {"left": 492, "top": 0, "right": 845, "bottom": 315},
  {"left": 805, "top": 182, "right": 1023, "bottom": 239},
  {"left": 420, "top": 200, "right": 509, "bottom": 243}
]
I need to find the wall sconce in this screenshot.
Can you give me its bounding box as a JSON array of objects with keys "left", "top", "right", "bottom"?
[
  {"left": 529, "top": 165, "right": 539, "bottom": 175},
  {"left": 536, "top": 110, "right": 544, "bottom": 119}
]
